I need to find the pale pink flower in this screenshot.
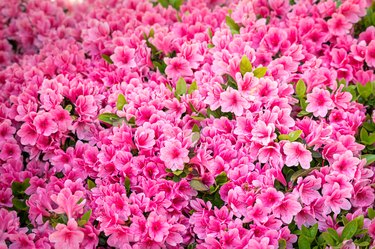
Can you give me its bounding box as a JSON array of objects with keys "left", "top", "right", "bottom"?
[
  {"left": 283, "top": 142, "right": 312, "bottom": 169},
  {"left": 49, "top": 218, "right": 84, "bottom": 249},
  {"left": 306, "top": 88, "right": 334, "bottom": 117},
  {"left": 160, "top": 139, "right": 189, "bottom": 171}
]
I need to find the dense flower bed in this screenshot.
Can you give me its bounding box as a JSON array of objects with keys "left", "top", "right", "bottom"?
[{"left": 1, "top": 0, "right": 375, "bottom": 248}]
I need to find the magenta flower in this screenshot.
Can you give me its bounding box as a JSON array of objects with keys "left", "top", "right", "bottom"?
[
  {"left": 165, "top": 57, "right": 193, "bottom": 80},
  {"left": 283, "top": 142, "right": 312, "bottom": 169},
  {"left": 110, "top": 46, "right": 136, "bottom": 69},
  {"left": 160, "top": 139, "right": 189, "bottom": 171},
  {"left": 331, "top": 151, "right": 360, "bottom": 179},
  {"left": 50, "top": 188, "right": 86, "bottom": 219},
  {"left": 251, "top": 121, "right": 276, "bottom": 146},
  {"left": 365, "top": 40, "right": 375, "bottom": 67},
  {"left": 17, "top": 123, "right": 38, "bottom": 146},
  {"left": 220, "top": 88, "right": 249, "bottom": 116},
  {"left": 306, "top": 88, "right": 334, "bottom": 117},
  {"left": 33, "top": 113, "right": 58, "bottom": 136},
  {"left": 49, "top": 218, "right": 84, "bottom": 249},
  {"left": 147, "top": 212, "right": 170, "bottom": 242},
  {"left": 134, "top": 126, "right": 155, "bottom": 150},
  {"left": 273, "top": 194, "right": 302, "bottom": 223},
  {"left": 322, "top": 182, "right": 352, "bottom": 214},
  {"left": 327, "top": 13, "right": 352, "bottom": 36}
]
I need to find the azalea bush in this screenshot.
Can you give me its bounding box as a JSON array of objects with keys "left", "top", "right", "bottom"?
[{"left": 0, "top": 0, "right": 375, "bottom": 248}]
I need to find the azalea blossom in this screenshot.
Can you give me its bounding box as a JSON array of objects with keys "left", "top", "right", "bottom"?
[
  {"left": 283, "top": 142, "right": 313, "bottom": 169},
  {"left": 160, "top": 139, "right": 189, "bottom": 171}
]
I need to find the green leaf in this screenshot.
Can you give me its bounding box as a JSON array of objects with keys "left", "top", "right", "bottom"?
[
  {"left": 297, "top": 110, "right": 311, "bottom": 117},
  {"left": 298, "top": 235, "right": 311, "bottom": 249},
  {"left": 368, "top": 208, "right": 375, "bottom": 219},
  {"left": 87, "top": 179, "right": 96, "bottom": 190},
  {"left": 207, "top": 28, "right": 213, "bottom": 39},
  {"left": 326, "top": 228, "right": 340, "bottom": 242},
  {"left": 355, "top": 241, "right": 370, "bottom": 246},
  {"left": 289, "top": 130, "right": 302, "bottom": 141},
  {"left": 98, "top": 113, "right": 121, "bottom": 125},
  {"left": 357, "top": 81, "right": 373, "bottom": 99},
  {"left": 192, "top": 124, "right": 200, "bottom": 132},
  {"left": 190, "top": 179, "right": 209, "bottom": 191},
  {"left": 125, "top": 177, "right": 131, "bottom": 196},
  {"left": 296, "top": 79, "right": 307, "bottom": 97},
  {"left": 278, "top": 239, "right": 287, "bottom": 249},
  {"left": 225, "top": 16, "right": 240, "bottom": 34},
  {"left": 191, "top": 116, "right": 205, "bottom": 121},
  {"left": 78, "top": 209, "right": 92, "bottom": 226},
  {"left": 173, "top": 170, "right": 184, "bottom": 176},
  {"left": 64, "top": 104, "right": 73, "bottom": 112},
  {"left": 290, "top": 167, "right": 318, "bottom": 184},
  {"left": 157, "top": 0, "right": 169, "bottom": 8},
  {"left": 321, "top": 232, "right": 336, "bottom": 246},
  {"left": 170, "top": 0, "right": 184, "bottom": 10},
  {"left": 253, "top": 67, "right": 267, "bottom": 78},
  {"left": 12, "top": 198, "right": 28, "bottom": 211},
  {"left": 11, "top": 178, "right": 30, "bottom": 196},
  {"left": 116, "top": 94, "right": 127, "bottom": 111},
  {"left": 360, "top": 127, "right": 369, "bottom": 141},
  {"left": 188, "top": 81, "right": 198, "bottom": 94},
  {"left": 310, "top": 224, "right": 318, "bottom": 238},
  {"left": 239, "top": 55, "right": 253, "bottom": 76},
  {"left": 175, "top": 77, "right": 187, "bottom": 96},
  {"left": 341, "top": 219, "right": 358, "bottom": 240},
  {"left": 101, "top": 54, "right": 113, "bottom": 64},
  {"left": 153, "top": 61, "right": 167, "bottom": 74},
  {"left": 215, "top": 172, "right": 228, "bottom": 186},
  {"left": 192, "top": 132, "right": 200, "bottom": 143}
]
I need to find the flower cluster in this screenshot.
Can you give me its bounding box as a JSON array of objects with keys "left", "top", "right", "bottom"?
[{"left": 0, "top": 0, "right": 375, "bottom": 248}]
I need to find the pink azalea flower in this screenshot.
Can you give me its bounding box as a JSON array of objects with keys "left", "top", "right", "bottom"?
[
  {"left": 134, "top": 126, "right": 155, "bottom": 150},
  {"left": 50, "top": 188, "right": 86, "bottom": 219},
  {"left": 33, "top": 112, "right": 58, "bottom": 136},
  {"left": 251, "top": 121, "right": 276, "bottom": 146},
  {"left": 306, "top": 88, "right": 334, "bottom": 117},
  {"left": 273, "top": 194, "right": 302, "bottom": 223},
  {"left": 0, "top": 142, "right": 21, "bottom": 161},
  {"left": 365, "top": 40, "right": 375, "bottom": 68},
  {"left": 219, "top": 87, "right": 250, "bottom": 116},
  {"left": 331, "top": 151, "right": 360, "bottom": 179},
  {"left": 283, "top": 142, "right": 312, "bottom": 169},
  {"left": 257, "top": 187, "right": 284, "bottom": 208},
  {"left": 322, "top": 182, "right": 351, "bottom": 214},
  {"left": 17, "top": 123, "right": 38, "bottom": 146},
  {"left": 147, "top": 212, "right": 170, "bottom": 242},
  {"left": 49, "top": 218, "right": 84, "bottom": 249},
  {"left": 160, "top": 139, "right": 189, "bottom": 171},
  {"left": 165, "top": 57, "right": 193, "bottom": 80},
  {"left": 110, "top": 46, "right": 137, "bottom": 69},
  {"left": 296, "top": 176, "right": 321, "bottom": 205},
  {"left": 327, "top": 13, "right": 352, "bottom": 36}
]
